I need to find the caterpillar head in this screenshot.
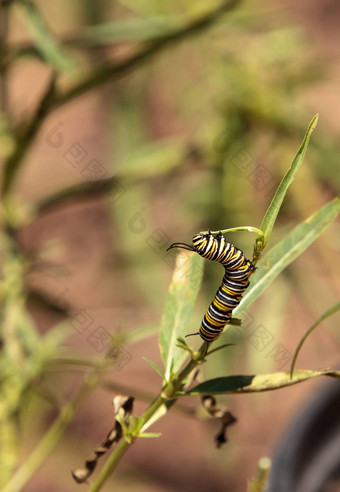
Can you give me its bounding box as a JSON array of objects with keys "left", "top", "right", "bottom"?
[
  {"left": 192, "top": 232, "right": 209, "bottom": 249},
  {"left": 167, "top": 231, "right": 222, "bottom": 254},
  {"left": 192, "top": 232, "right": 219, "bottom": 256}
]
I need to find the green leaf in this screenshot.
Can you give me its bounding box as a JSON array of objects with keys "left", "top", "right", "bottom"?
[
  {"left": 139, "top": 432, "right": 162, "bottom": 438},
  {"left": 290, "top": 301, "right": 340, "bottom": 377},
  {"left": 71, "top": 17, "right": 180, "bottom": 45},
  {"left": 185, "top": 369, "right": 340, "bottom": 395},
  {"left": 142, "top": 357, "right": 165, "bottom": 379},
  {"left": 18, "top": 0, "right": 77, "bottom": 72},
  {"left": 159, "top": 251, "right": 204, "bottom": 381},
  {"left": 259, "top": 114, "right": 318, "bottom": 248},
  {"left": 175, "top": 336, "right": 193, "bottom": 354},
  {"left": 233, "top": 197, "right": 340, "bottom": 318},
  {"left": 176, "top": 336, "right": 189, "bottom": 347},
  {"left": 140, "top": 403, "right": 168, "bottom": 432}
]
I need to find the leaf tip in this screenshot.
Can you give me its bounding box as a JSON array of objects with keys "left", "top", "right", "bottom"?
[{"left": 310, "top": 113, "right": 319, "bottom": 131}]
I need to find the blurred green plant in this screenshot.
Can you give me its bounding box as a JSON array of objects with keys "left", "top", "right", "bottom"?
[
  {"left": 247, "top": 457, "right": 271, "bottom": 492},
  {"left": 1, "top": 1, "right": 340, "bottom": 491}
]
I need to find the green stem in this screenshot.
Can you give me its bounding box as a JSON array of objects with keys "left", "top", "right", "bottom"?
[
  {"left": 199, "top": 226, "right": 264, "bottom": 266},
  {"left": 88, "top": 394, "right": 165, "bottom": 491},
  {"left": 89, "top": 438, "right": 131, "bottom": 492},
  {"left": 201, "top": 226, "right": 264, "bottom": 238},
  {"left": 137, "top": 394, "right": 166, "bottom": 430},
  {"left": 3, "top": 372, "right": 98, "bottom": 492},
  {"left": 89, "top": 342, "right": 207, "bottom": 491}
]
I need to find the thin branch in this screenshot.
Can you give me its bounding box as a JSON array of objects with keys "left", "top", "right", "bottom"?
[
  {"left": 89, "top": 438, "right": 131, "bottom": 492},
  {"left": 26, "top": 287, "right": 71, "bottom": 316},
  {"left": 0, "top": 0, "right": 10, "bottom": 113},
  {"left": 1, "top": 0, "right": 241, "bottom": 198},
  {"left": 2, "top": 73, "right": 58, "bottom": 196},
  {"left": 52, "top": 0, "right": 241, "bottom": 108},
  {"left": 35, "top": 176, "right": 121, "bottom": 214},
  {"left": 5, "top": 6, "right": 282, "bottom": 62},
  {"left": 100, "top": 379, "right": 196, "bottom": 417}
]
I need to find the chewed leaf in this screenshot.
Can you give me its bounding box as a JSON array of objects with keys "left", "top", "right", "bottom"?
[
  {"left": 159, "top": 251, "right": 204, "bottom": 381},
  {"left": 185, "top": 369, "right": 340, "bottom": 395}
]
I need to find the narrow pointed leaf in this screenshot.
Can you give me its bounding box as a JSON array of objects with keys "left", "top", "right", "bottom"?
[
  {"left": 143, "top": 357, "right": 165, "bottom": 380},
  {"left": 185, "top": 369, "right": 340, "bottom": 395},
  {"left": 176, "top": 336, "right": 190, "bottom": 349},
  {"left": 234, "top": 197, "right": 340, "bottom": 318},
  {"left": 290, "top": 301, "right": 340, "bottom": 376},
  {"left": 19, "top": 0, "right": 77, "bottom": 72},
  {"left": 139, "top": 432, "right": 162, "bottom": 438},
  {"left": 159, "top": 251, "right": 204, "bottom": 381},
  {"left": 260, "top": 114, "right": 318, "bottom": 246},
  {"left": 140, "top": 403, "right": 168, "bottom": 432}
]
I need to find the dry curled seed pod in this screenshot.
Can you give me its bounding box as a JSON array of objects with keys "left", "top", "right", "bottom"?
[
  {"left": 201, "top": 395, "right": 237, "bottom": 448},
  {"left": 72, "top": 396, "right": 134, "bottom": 484}
]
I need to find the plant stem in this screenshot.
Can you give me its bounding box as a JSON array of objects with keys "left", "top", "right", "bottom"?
[
  {"left": 89, "top": 438, "right": 131, "bottom": 492},
  {"left": 3, "top": 371, "right": 98, "bottom": 492},
  {"left": 36, "top": 176, "right": 120, "bottom": 213},
  {"left": 89, "top": 343, "right": 206, "bottom": 491},
  {"left": 88, "top": 394, "right": 165, "bottom": 491},
  {"left": 138, "top": 394, "right": 166, "bottom": 430},
  {"left": 2, "top": 72, "right": 57, "bottom": 197}
]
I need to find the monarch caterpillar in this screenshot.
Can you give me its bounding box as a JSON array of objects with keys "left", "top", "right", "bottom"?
[{"left": 168, "top": 231, "right": 255, "bottom": 343}]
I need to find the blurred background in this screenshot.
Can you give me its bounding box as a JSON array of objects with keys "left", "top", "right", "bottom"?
[{"left": 1, "top": 0, "right": 340, "bottom": 491}]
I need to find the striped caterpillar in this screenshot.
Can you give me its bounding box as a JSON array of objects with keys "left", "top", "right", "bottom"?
[{"left": 168, "top": 232, "right": 255, "bottom": 342}]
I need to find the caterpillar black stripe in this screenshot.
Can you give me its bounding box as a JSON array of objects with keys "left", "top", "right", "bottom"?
[{"left": 168, "top": 232, "right": 255, "bottom": 342}]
